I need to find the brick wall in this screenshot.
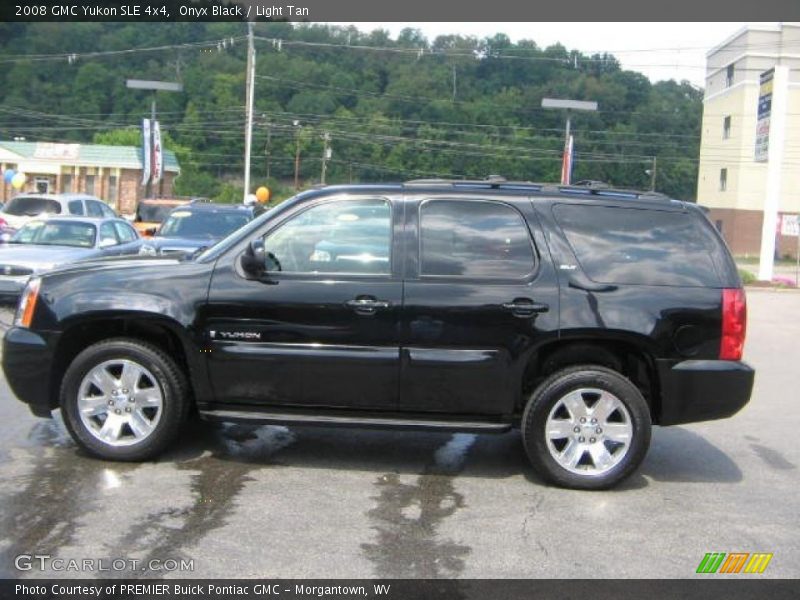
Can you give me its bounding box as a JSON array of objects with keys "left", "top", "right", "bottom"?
[{"left": 708, "top": 207, "right": 800, "bottom": 259}]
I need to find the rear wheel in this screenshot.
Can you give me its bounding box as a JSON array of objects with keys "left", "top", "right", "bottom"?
[
  {"left": 522, "top": 365, "right": 651, "bottom": 489},
  {"left": 60, "top": 338, "right": 188, "bottom": 461}
]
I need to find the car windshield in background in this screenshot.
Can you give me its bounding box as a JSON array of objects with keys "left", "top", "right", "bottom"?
[
  {"left": 3, "top": 197, "right": 62, "bottom": 217},
  {"left": 136, "top": 203, "right": 178, "bottom": 223},
  {"left": 158, "top": 210, "right": 250, "bottom": 238},
  {"left": 11, "top": 221, "right": 96, "bottom": 248}
]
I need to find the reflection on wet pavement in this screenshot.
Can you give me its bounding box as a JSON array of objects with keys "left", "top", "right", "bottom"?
[{"left": 361, "top": 433, "right": 476, "bottom": 578}]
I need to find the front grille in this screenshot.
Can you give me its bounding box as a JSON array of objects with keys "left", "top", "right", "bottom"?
[{"left": 0, "top": 265, "right": 33, "bottom": 276}]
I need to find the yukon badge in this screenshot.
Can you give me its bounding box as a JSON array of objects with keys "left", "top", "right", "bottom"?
[{"left": 209, "top": 330, "right": 262, "bottom": 341}]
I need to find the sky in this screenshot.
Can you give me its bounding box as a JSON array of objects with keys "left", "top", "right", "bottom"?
[{"left": 333, "top": 22, "right": 768, "bottom": 87}]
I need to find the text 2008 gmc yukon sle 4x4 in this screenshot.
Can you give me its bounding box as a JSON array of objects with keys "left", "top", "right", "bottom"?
[{"left": 2, "top": 180, "right": 755, "bottom": 489}]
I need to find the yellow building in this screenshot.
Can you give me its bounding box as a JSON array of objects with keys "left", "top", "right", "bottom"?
[{"left": 697, "top": 23, "right": 800, "bottom": 258}]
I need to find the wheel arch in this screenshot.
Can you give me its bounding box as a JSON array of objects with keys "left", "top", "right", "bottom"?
[
  {"left": 49, "top": 312, "right": 202, "bottom": 412},
  {"left": 522, "top": 334, "right": 661, "bottom": 422}
]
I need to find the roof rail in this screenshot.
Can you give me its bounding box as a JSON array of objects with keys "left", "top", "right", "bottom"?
[{"left": 403, "top": 177, "right": 672, "bottom": 201}]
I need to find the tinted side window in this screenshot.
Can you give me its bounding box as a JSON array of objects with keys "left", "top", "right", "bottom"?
[
  {"left": 114, "top": 222, "right": 137, "bottom": 243},
  {"left": 263, "top": 198, "right": 391, "bottom": 275},
  {"left": 420, "top": 199, "right": 535, "bottom": 278},
  {"left": 86, "top": 201, "right": 104, "bottom": 218},
  {"left": 100, "top": 203, "right": 116, "bottom": 218},
  {"left": 68, "top": 200, "right": 84, "bottom": 215},
  {"left": 553, "top": 204, "right": 720, "bottom": 287},
  {"left": 99, "top": 222, "right": 119, "bottom": 245}
]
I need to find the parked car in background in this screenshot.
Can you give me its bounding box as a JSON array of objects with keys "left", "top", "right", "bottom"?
[
  {"left": 138, "top": 202, "right": 264, "bottom": 256},
  {"left": 133, "top": 197, "right": 195, "bottom": 237},
  {"left": 0, "top": 193, "right": 116, "bottom": 235},
  {"left": 0, "top": 216, "right": 141, "bottom": 298}
]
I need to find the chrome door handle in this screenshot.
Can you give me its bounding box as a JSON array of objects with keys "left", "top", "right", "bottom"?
[
  {"left": 502, "top": 299, "right": 549, "bottom": 317},
  {"left": 346, "top": 297, "right": 391, "bottom": 315}
]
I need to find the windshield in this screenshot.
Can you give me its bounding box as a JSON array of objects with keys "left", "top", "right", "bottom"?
[
  {"left": 158, "top": 209, "right": 251, "bottom": 239},
  {"left": 3, "top": 197, "right": 62, "bottom": 217},
  {"left": 11, "top": 220, "right": 96, "bottom": 248},
  {"left": 136, "top": 203, "right": 180, "bottom": 223}
]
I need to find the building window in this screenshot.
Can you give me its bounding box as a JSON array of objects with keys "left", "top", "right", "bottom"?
[
  {"left": 719, "top": 168, "right": 728, "bottom": 191},
  {"left": 85, "top": 175, "right": 95, "bottom": 195},
  {"left": 726, "top": 64, "right": 735, "bottom": 87},
  {"left": 723, "top": 116, "right": 731, "bottom": 139},
  {"left": 62, "top": 174, "right": 73, "bottom": 193},
  {"left": 108, "top": 175, "right": 118, "bottom": 208},
  {"left": 34, "top": 177, "right": 50, "bottom": 193}
]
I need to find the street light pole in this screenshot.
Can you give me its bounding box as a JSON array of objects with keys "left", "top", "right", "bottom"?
[
  {"left": 126, "top": 79, "right": 182, "bottom": 200},
  {"left": 541, "top": 98, "right": 598, "bottom": 185},
  {"left": 243, "top": 21, "right": 256, "bottom": 202}
]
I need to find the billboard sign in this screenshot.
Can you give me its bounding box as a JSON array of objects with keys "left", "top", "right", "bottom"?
[
  {"left": 141, "top": 118, "right": 151, "bottom": 185},
  {"left": 755, "top": 68, "right": 774, "bottom": 162}
]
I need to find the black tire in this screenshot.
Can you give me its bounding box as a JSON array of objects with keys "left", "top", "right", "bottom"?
[
  {"left": 60, "top": 338, "right": 189, "bottom": 461},
  {"left": 521, "top": 365, "right": 651, "bottom": 490}
]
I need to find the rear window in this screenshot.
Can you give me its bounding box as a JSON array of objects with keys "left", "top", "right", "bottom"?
[
  {"left": 136, "top": 203, "right": 179, "bottom": 223},
  {"left": 553, "top": 204, "right": 720, "bottom": 287},
  {"left": 159, "top": 209, "right": 251, "bottom": 238},
  {"left": 3, "top": 196, "right": 62, "bottom": 216}
]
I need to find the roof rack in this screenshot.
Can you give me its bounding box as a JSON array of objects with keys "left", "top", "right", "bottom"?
[{"left": 403, "top": 177, "right": 672, "bottom": 201}]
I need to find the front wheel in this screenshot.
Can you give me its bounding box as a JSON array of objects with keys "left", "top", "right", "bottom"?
[
  {"left": 522, "top": 365, "right": 651, "bottom": 490},
  {"left": 60, "top": 338, "right": 189, "bottom": 461}
]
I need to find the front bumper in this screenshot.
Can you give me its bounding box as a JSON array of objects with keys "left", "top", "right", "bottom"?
[
  {"left": 657, "top": 359, "right": 755, "bottom": 426},
  {"left": 2, "top": 327, "right": 58, "bottom": 417}
]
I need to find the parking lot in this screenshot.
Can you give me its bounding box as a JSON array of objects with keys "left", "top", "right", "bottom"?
[{"left": 0, "top": 288, "right": 797, "bottom": 580}]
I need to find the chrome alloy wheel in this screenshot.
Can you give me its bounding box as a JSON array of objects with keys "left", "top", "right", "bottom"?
[
  {"left": 77, "top": 359, "right": 164, "bottom": 447},
  {"left": 544, "top": 387, "right": 633, "bottom": 476}
]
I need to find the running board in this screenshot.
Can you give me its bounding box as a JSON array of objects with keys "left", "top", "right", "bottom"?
[{"left": 198, "top": 407, "right": 512, "bottom": 433}]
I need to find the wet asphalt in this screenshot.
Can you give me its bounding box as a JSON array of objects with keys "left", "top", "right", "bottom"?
[{"left": 0, "top": 289, "right": 797, "bottom": 579}]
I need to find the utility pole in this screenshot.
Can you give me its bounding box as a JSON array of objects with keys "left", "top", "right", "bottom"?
[
  {"left": 264, "top": 119, "right": 272, "bottom": 180},
  {"left": 645, "top": 156, "right": 658, "bottom": 191},
  {"left": 320, "top": 132, "right": 331, "bottom": 185},
  {"left": 293, "top": 120, "right": 302, "bottom": 191},
  {"left": 542, "top": 98, "right": 598, "bottom": 185},
  {"left": 243, "top": 21, "right": 256, "bottom": 203},
  {"left": 452, "top": 65, "right": 457, "bottom": 102}
]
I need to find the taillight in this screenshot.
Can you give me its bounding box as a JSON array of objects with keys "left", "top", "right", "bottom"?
[
  {"left": 14, "top": 277, "right": 41, "bottom": 329},
  {"left": 720, "top": 288, "right": 747, "bottom": 361},
  {"left": 0, "top": 217, "right": 7, "bottom": 229}
]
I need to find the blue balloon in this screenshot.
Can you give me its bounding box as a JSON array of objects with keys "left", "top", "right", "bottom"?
[{"left": 2, "top": 169, "right": 15, "bottom": 184}]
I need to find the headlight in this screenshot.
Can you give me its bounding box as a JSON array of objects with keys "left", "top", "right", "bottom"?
[
  {"left": 15, "top": 277, "right": 41, "bottom": 328},
  {"left": 138, "top": 245, "right": 158, "bottom": 256}
]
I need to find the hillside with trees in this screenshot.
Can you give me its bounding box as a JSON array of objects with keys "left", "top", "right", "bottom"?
[{"left": 0, "top": 22, "right": 703, "bottom": 201}]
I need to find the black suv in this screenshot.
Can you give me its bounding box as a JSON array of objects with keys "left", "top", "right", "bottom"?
[{"left": 2, "top": 180, "right": 754, "bottom": 489}]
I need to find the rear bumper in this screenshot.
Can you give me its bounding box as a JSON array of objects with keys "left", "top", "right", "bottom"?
[
  {"left": 657, "top": 359, "right": 755, "bottom": 426},
  {"left": 2, "top": 327, "right": 58, "bottom": 418}
]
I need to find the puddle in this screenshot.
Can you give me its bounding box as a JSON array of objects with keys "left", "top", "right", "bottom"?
[
  {"left": 114, "top": 421, "right": 296, "bottom": 577},
  {"left": 361, "top": 433, "right": 475, "bottom": 579}
]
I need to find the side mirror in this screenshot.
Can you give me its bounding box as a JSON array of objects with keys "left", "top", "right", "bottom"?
[{"left": 241, "top": 239, "right": 267, "bottom": 277}]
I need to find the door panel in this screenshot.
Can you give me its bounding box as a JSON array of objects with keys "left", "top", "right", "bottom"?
[
  {"left": 400, "top": 196, "right": 559, "bottom": 416},
  {"left": 204, "top": 196, "right": 403, "bottom": 410}
]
